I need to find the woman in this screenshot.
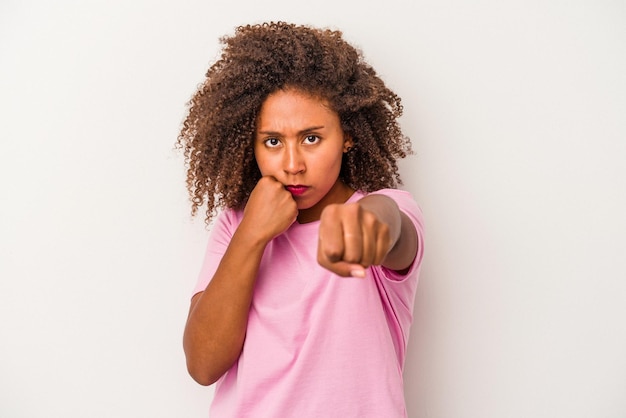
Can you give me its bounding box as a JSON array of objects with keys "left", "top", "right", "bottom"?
[{"left": 178, "top": 21, "right": 424, "bottom": 417}]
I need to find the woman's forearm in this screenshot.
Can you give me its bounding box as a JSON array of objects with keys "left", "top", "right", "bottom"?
[
  {"left": 357, "top": 194, "right": 418, "bottom": 271},
  {"left": 183, "top": 225, "right": 268, "bottom": 386}
]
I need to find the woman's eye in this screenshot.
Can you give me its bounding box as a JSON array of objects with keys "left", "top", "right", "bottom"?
[
  {"left": 303, "top": 135, "right": 320, "bottom": 144},
  {"left": 264, "top": 138, "right": 280, "bottom": 147}
]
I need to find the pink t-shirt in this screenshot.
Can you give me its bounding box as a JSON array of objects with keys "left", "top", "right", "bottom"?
[{"left": 193, "top": 189, "right": 425, "bottom": 417}]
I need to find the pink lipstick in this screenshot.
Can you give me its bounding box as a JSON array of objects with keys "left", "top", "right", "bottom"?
[{"left": 285, "top": 185, "right": 309, "bottom": 196}]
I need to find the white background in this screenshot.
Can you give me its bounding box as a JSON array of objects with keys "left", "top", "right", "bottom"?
[{"left": 1, "top": 0, "right": 625, "bottom": 417}]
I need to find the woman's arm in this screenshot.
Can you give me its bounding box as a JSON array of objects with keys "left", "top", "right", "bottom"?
[
  {"left": 183, "top": 228, "right": 265, "bottom": 386},
  {"left": 317, "top": 194, "right": 418, "bottom": 277},
  {"left": 183, "top": 177, "right": 297, "bottom": 385}
]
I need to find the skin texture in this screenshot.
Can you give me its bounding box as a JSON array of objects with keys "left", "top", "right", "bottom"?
[{"left": 182, "top": 89, "right": 418, "bottom": 385}]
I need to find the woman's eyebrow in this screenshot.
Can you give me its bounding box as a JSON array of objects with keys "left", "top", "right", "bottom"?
[
  {"left": 257, "top": 126, "right": 325, "bottom": 136},
  {"left": 299, "top": 126, "right": 325, "bottom": 134}
]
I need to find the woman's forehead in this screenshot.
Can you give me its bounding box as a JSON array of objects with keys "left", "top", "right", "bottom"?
[{"left": 256, "top": 89, "right": 339, "bottom": 133}]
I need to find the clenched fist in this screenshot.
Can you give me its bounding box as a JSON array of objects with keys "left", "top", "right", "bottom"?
[
  {"left": 242, "top": 176, "right": 298, "bottom": 243},
  {"left": 317, "top": 199, "right": 398, "bottom": 278}
]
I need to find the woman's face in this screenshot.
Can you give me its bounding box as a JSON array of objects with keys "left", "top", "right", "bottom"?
[{"left": 254, "top": 88, "right": 354, "bottom": 223}]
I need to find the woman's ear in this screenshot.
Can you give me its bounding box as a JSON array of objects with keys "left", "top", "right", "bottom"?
[{"left": 343, "top": 134, "right": 354, "bottom": 153}]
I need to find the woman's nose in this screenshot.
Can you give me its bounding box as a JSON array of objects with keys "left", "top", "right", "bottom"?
[{"left": 283, "top": 146, "right": 305, "bottom": 174}]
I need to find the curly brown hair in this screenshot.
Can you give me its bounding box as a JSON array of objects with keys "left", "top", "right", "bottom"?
[{"left": 177, "top": 21, "right": 412, "bottom": 223}]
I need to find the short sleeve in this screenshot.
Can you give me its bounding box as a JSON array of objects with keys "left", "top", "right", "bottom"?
[
  {"left": 191, "top": 209, "right": 241, "bottom": 297},
  {"left": 365, "top": 188, "right": 424, "bottom": 364}
]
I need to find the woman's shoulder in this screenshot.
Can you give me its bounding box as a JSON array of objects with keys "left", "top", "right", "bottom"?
[
  {"left": 364, "top": 188, "right": 423, "bottom": 220},
  {"left": 362, "top": 188, "right": 418, "bottom": 206},
  {"left": 365, "top": 188, "right": 413, "bottom": 198},
  {"left": 208, "top": 207, "right": 245, "bottom": 234}
]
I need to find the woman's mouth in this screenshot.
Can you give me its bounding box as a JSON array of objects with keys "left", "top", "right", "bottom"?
[{"left": 285, "top": 185, "right": 309, "bottom": 196}]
